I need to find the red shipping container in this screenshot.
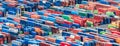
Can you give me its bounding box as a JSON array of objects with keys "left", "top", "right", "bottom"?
[
  {"left": 2, "top": 33, "right": 7, "bottom": 43},
  {"left": 111, "top": 33, "right": 120, "bottom": 37},
  {"left": 74, "top": 19, "right": 85, "bottom": 26},
  {"left": 107, "top": 33, "right": 119, "bottom": 37},
  {"left": 0, "top": 11, "right": 3, "bottom": 15},
  {"left": 24, "top": 32, "right": 29, "bottom": 35},
  {"left": 0, "top": 28, "right": 2, "bottom": 31},
  {"left": 96, "top": 42, "right": 101, "bottom": 46},
  {"left": 9, "top": 23, "right": 15, "bottom": 28},
  {"left": 0, "top": 38, "right": 3, "bottom": 44},
  {"left": 112, "top": 33, "right": 120, "bottom": 38},
  {"left": 47, "top": 37, "right": 56, "bottom": 43},
  {"left": 54, "top": 11, "right": 63, "bottom": 14},
  {"left": 31, "top": 14, "right": 40, "bottom": 19},
  {"left": 79, "top": 4, "right": 84, "bottom": 9},
  {"left": 99, "top": 39, "right": 109, "bottom": 42},
  {"left": 69, "top": 0, "right": 75, "bottom": 5},
  {"left": 98, "top": 8, "right": 107, "bottom": 13},
  {"left": 20, "top": 16, "right": 27, "bottom": 20},
  {"left": 95, "top": 3, "right": 110, "bottom": 9},
  {"left": 14, "top": 18, "right": 20, "bottom": 23},
  {"left": 56, "top": 17, "right": 64, "bottom": 24},
  {"left": 86, "top": 6, "right": 94, "bottom": 10},
  {"left": 115, "top": 10, "right": 120, "bottom": 16},
  {"left": 108, "top": 28, "right": 119, "bottom": 32},
  {"left": 111, "top": 31, "right": 120, "bottom": 35},
  {"left": 66, "top": 37, "right": 75, "bottom": 42},
  {"left": 105, "top": 34, "right": 116, "bottom": 39},
  {"left": 40, "top": 42, "right": 51, "bottom": 46},
  {"left": 83, "top": 37, "right": 90, "bottom": 42},
  {"left": 71, "top": 29, "right": 81, "bottom": 34},
  {"left": 110, "top": 1, "right": 118, "bottom": 5},
  {"left": 8, "top": 1, "right": 17, "bottom": 7},
  {"left": 94, "top": 36, "right": 101, "bottom": 40},
  {"left": 35, "top": 35, "right": 46, "bottom": 40},
  {"left": 102, "top": 42, "right": 112, "bottom": 46},
  {"left": 64, "top": 20, "right": 72, "bottom": 25},
  {"left": 110, "top": 18, "right": 117, "bottom": 21},
  {"left": 44, "top": 13, "right": 49, "bottom": 16},
  {"left": 5, "top": 0, "right": 14, "bottom": 2},
  {"left": 96, "top": 42, "right": 104, "bottom": 46},
  {"left": 75, "top": 35, "right": 81, "bottom": 40},
  {"left": 93, "top": 16, "right": 103, "bottom": 22},
  {"left": 31, "top": 0, "right": 40, "bottom": 2},
  {"left": 89, "top": 32, "right": 98, "bottom": 35},
  {"left": 45, "top": 21, "right": 54, "bottom": 26},
  {"left": 74, "top": 19, "right": 80, "bottom": 24},
  {"left": 46, "top": 9, "right": 54, "bottom": 13},
  {"left": 0, "top": 3, "right": 2, "bottom": 6},
  {"left": 60, "top": 42, "right": 71, "bottom": 46},
  {"left": 23, "top": 0, "right": 28, "bottom": 4},
  {"left": 70, "top": 15, "right": 81, "bottom": 19}
]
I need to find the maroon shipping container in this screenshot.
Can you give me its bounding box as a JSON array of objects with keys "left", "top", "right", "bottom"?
[
  {"left": 31, "top": 0, "right": 40, "bottom": 2},
  {"left": 38, "top": 6, "right": 44, "bottom": 10},
  {"left": 69, "top": 0, "right": 75, "bottom": 5},
  {"left": 51, "top": 26, "right": 59, "bottom": 33},
  {"left": 2, "top": 32, "right": 11, "bottom": 43},
  {"left": 24, "top": 32, "right": 29, "bottom": 35},
  {"left": 61, "top": 1, "right": 69, "bottom": 6},
  {"left": 40, "top": 42, "right": 51, "bottom": 46}
]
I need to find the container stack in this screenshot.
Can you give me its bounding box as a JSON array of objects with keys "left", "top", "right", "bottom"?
[{"left": 0, "top": 0, "right": 119, "bottom": 46}]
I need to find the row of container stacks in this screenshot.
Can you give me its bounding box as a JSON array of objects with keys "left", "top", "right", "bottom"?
[
  {"left": 0, "top": 0, "right": 120, "bottom": 17},
  {"left": 0, "top": 0, "right": 119, "bottom": 46}
]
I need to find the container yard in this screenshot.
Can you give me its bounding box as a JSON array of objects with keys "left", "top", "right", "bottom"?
[{"left": 0, "top": 0, "right": 120, "bottom": 46}]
